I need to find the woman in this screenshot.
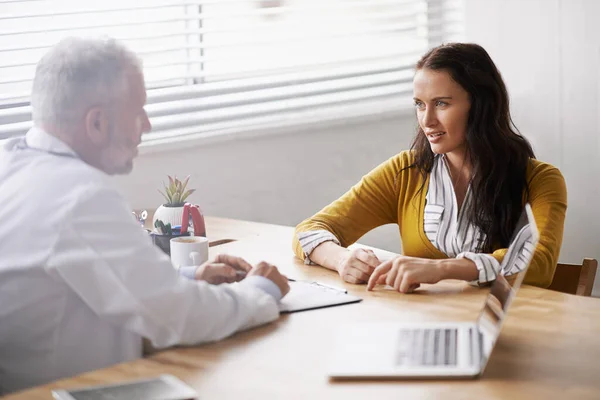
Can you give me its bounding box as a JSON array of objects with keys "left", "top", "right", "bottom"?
[{"left": 292, "top": 43, "right": 567, "bottom": 293}]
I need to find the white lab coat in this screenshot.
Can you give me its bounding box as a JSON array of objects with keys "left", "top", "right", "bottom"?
[{"left": 0, "top": 128, "right": 279, "bottom": 394}]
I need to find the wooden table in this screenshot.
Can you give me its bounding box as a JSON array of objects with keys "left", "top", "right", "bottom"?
[{"left": 5, "top": 218, "right": 600, "bottom": 399}]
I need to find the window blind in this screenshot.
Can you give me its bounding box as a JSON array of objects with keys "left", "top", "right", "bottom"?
[{"left": 0, "top": 0, "right": 464, "bottom": 143}]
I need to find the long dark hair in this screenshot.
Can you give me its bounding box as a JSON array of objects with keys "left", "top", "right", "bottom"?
[{"left": 409, "top": 43, "right": 535, "bottom": 252}]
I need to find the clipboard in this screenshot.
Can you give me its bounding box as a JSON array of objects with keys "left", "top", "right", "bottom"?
[
  {"left": 279, "top": 280, "right": 362, "bottom": 313},
  {"left": 51, "top": 375, "right": 198, "bottom": 400}
]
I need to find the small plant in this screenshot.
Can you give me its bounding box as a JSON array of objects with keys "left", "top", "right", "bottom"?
[{"left": 158, "top": 175, "right": 195, "bottom": 207}]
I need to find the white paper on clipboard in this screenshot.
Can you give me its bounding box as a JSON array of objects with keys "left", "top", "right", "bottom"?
[{"left": 279, "top": 280, "right": 362, "bottom": 313}]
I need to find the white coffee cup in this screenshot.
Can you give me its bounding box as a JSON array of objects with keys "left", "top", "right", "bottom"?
[{"left": 170, "top": 236, "right": 209, "bottom": 270}]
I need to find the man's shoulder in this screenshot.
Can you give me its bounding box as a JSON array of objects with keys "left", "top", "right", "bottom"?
[
  {"left": 41, "top": 162, "right": 115, "bottom": 201},
  {"left": 3, "top": 152, "right": 122, "bottom": 218}
]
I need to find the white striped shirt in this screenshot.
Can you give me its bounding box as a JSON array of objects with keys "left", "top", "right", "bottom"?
[{"left": 298, "top": 155, "right": 534, "bottom": 284}]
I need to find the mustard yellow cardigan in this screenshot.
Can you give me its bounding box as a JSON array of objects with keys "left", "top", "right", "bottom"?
[{"left": 293, "top": 151, "right": 567, "bottom": 288}]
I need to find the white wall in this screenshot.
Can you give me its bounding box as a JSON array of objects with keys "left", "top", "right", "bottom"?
[
  {"left": 114, "top": 114, "right": 416, "bottom": 254},
  {"left": 115, "top": 0, "right": 600, "bottom": 295},
  {"left": 465, "top": 0, "right": 600, "bottom": 294}
]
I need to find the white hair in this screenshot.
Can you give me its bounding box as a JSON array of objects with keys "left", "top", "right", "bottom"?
[{"left": 31, "top": 37, "right": 142, "bottom": 127}]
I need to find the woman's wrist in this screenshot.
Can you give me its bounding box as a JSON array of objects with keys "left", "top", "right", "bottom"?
[
  {"left": 435, "top": 258, "right": 479, "bottom": 281},
  {"left": 309, "top": 241, "right": 347, "bottom": 272}
]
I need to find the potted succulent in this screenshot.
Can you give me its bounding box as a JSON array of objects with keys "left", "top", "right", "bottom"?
[{"left": 152, "top": 175, "right": 196, "bottom": 232}]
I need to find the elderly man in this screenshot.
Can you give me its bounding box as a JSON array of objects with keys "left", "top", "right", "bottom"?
[{"left": 0, "top": 37, "right": 289, "bottom": 394}]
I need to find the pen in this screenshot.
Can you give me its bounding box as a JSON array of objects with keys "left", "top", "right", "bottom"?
[
  {"left": 238, "top": 275, "right": 348, "bottom": 294},
  {"left": 288, "top": 278, "right": 348, "bottom": 294},
  {"left": 236, "top": 270, "right": 247, "bottom": 278},
  {"left": 311, "top": 281, "right": 348, "bottom": 294}
]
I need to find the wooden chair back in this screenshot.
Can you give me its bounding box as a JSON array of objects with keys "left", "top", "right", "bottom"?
[{"left": 548, "top": 258, "right": 598, "bottom": 296}]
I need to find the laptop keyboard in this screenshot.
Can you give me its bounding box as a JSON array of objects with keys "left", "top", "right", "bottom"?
[{"left": 396, "top": 328, "right": 458, "bottom": 367}]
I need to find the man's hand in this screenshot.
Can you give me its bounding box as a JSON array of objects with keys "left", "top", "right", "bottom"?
[
  {"left": 194, "top": 254, "right": 252, "bottom": 284},
  {"left": 337, "top": 248, "right": 381, "bottom": 284},
  {"left": 247, "top": 261, "right": 290, "bottom": 297},
  {"left": 367, "top": 256, "right": 444, "bottom": 293}
]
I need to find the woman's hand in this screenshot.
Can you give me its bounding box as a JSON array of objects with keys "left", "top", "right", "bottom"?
[
  {"left": 367, "top": 256, "right": 444, "bottom": 293},
  {"left": 194, "top": 254, "right": 252, "bottom": 284},
  {"left": 337, "top": 248, "right": 382, "bottom": 284}
]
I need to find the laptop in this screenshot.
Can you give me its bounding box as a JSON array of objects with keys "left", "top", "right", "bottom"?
[{"left": 328, "top": 203, "right": 539, "bottom": 379}]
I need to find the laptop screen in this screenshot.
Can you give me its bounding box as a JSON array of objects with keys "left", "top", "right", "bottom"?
[{"left": 476, "top": 204, "right": 540, "bottom": 369}]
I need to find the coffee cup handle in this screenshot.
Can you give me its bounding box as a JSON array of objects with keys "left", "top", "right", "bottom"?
[{"left": 190, "top": 251, "right": 202, "bottom": 266}]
